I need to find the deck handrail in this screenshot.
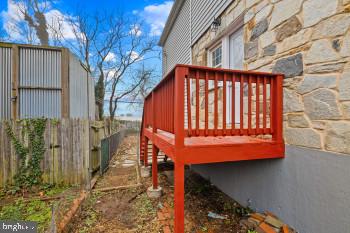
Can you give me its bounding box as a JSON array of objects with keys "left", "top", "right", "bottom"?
[{"left": 140, "top": 64, "right": 284, "bottom": 150}]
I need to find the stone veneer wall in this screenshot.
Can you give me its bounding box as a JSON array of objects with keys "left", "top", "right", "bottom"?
[{"left": 191, "top": 0, "right": 350, "bottom": 155}]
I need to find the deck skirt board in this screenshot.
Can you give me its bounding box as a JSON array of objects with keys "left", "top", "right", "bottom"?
[{"left": 144, "top": 128, "right": 284, "bottom": 164}]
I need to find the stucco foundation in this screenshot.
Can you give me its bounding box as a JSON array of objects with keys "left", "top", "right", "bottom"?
[{"left": 192, "top": 145, "right": 350, "bottom": 233}]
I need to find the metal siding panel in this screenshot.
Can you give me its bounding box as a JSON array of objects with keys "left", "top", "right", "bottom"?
[
  {"left": 19, "top": 89, "right": 61, "bottom": 118},
  {"left": 0, "top": 47, "right": 12, "bottom": 119},
  {"left": 69, "top": 53, "right": 89, "bottom": 118},
  {"left": 19, "top": 48, "right": 62, "bottom": 118},
  {"left": 88, "top": 75, "right": 96, "bottom": 120},
  {"left": 163, "top": 0, "right": 191, "bottom": 75}
]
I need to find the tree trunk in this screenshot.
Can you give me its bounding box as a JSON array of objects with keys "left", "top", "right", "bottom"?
[{"left": 95, "top": 72, "right": 105, "bottom": 120}]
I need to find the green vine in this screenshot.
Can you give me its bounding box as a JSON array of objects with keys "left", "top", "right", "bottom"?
[{"left": 5, "top": 118, "right": 47, "bottom": 191}]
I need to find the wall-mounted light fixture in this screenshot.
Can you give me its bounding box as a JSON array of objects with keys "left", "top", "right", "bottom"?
[{"left": 211, "top": 17, "right": 221, "bottom": 32}]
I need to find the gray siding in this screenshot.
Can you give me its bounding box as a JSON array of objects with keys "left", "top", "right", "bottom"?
[
  {"left": 162, "top": 0, "right": 234, "bottom": 74},
  {"left": 163, "top": 0, "right": 191, "bottom": 75},
  {"left": 0, "top": 47, "right": 12, "bottom": 119},
  {"left": 191, "top": 0, "right": 233, "bottom": 43},
  {"left": 69, "top": 54, "right": 89, "bottom": 119},
  {"left": 19, "top": 48, "right": 62, "bottom": 118}
]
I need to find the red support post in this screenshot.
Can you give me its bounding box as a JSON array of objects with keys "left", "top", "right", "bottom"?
[
  {"left": 144, "top": 137, "right": 149, "bottom": 167},
  {"left": 173, "top": 66, "right": 187, "bottom": 233},
  {"left": 152, "top": 144, "right": 159, "bottom": 189},
  {"left": 174, "top": 66, "right": 187, "bottom": 149},
  {"left": 174, "top": 161, "right": 185, "bottom": 233}
]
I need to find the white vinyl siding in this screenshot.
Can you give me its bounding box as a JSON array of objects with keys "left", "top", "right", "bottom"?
[
  {"left": 191, "top": 0, "right": 233, "bottom": 44},
  {"left": 162, "top": 0, "right": 191, "bottom": 75}
]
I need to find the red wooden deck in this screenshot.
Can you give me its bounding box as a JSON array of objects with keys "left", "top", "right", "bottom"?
[{"left": 139, "top": 64, "right": 285, "bottom": 233}]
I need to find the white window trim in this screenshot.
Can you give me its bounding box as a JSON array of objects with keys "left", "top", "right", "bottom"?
[{"left": 207, "top": 29, "right": 241, "bottom": 69}]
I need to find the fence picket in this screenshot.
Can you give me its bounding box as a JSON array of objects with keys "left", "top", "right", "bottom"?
[{"left": 0, "top": 119, "right": 139, "bottom": 188}]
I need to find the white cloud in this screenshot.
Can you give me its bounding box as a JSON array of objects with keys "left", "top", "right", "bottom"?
[
  {"left": 1, "top": 0, "right": 26, "bottom": 41},
  {"left": 1, "top": 0, "right": 76, "bottom": 43},
  {"left": 127, "top": 51, "right": 142, "bottom": 61},
  {"left": 105, "top": 52, "right": 117, "bottom": 62},
  {"left": 129, "top": 24, "right": 142, "bottom": 37},
  {"left": 140, "top": 1, "right": 173, "bottom": 36}
]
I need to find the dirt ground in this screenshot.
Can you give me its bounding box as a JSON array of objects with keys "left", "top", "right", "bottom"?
[{"left": 71, "top": 135, "right": 250, "bottom": 233}]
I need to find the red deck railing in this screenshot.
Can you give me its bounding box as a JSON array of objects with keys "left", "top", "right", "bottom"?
[
  {"left": 140, "top": 64, "right": 283, "bottom": 149},
  {"left": 139, "top": 64, "right": 284, "bottom": 233}
]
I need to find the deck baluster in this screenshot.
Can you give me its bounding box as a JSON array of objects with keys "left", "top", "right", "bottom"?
[
  {"left": 223, "top": 73, "right": 227, "bottom": 136},
  {"left": 205, "top": 72, "right": 209, "bottom": 136},
  {"left": 196, "top": 71, "right": 200, "bottom": 136},
  {"left": 240, "top": 74, "right": 244, "bottom": 135},
  {"left": 248, "top": 75, "right": 252, "bottom": 135},
  {"left": 231, "top": 74, "right": 235, "bottom": 135},
  {"left": 186, "top": 74, "right": 192, "bottom": 136},
  {"left": 214, "top": 72, "right": 218, "bottom": 136},
  {"left": 256, "top": 76, "right": 260, "bottom": 134}
]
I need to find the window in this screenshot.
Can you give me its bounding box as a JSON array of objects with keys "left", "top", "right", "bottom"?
[{"left": 210, "top": 45, "right": 222, "bottom": 68}]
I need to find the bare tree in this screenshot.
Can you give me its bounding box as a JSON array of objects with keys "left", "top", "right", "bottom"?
[
  {"left": 102, "top": 21, "right": 156, "bottom": 121},
  {"left": 7, "top": 1, "right": 159, "bottom": 121},
  {"left": 55, "top": 10, "right": 157, "bottom": 120},
  {"left": 12, "top": 0, "right": 52, "bottom": 45},
  {"left": 130, "top": 65, "right": 160, "bottom": 101}
]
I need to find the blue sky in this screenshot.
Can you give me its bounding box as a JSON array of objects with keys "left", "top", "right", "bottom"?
[{"left": 0, "top": 0, "right": 173, "bottom": 118}]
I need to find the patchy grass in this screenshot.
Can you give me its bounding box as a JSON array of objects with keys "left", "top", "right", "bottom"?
[
  {"left": 76, "top": 191, "right": 102, "bottom": 233},
  {"left": 41, "top": 183, "right": 72, "bottom": 197},
  {"left": 247, "top": 230, "right": 259, "bottom": 233},
  {"left": 0, "top": 184, "right": 75, "bottom": 233},
  {"left": 134, "top": 192, "right": 156, "bottom": 218},
  {"left": 0, "top": 198, "right": 52, "bottom": 232}
]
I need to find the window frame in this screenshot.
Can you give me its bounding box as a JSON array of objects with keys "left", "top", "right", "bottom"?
[{"left": 210, "top": 44, "right": 223, "bottom": 68}]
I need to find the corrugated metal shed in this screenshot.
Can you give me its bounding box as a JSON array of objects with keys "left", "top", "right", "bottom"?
[
  {"left": 69, "top": 53, "right": 88, "bottom": 118},
  {"left": 0, "top": 47, "right": 12, "bottom": 119},
  {"left": 19, "top": 47, "right": 62, "bottom": 118},
  {"left": 88, "top": 74, "right": 96, "bottom": 119},
  {"left": 0, "top": 43, "right": 95, "bottom": 120}
]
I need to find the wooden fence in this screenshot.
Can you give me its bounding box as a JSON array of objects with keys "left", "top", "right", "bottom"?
[{"left": 0, "top": 119, "right": 110, "bottom": 188}]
